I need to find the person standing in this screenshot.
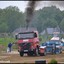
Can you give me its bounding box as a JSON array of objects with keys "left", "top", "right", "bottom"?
[{"left": 7, "top": 43, "right": 13, "bottom": 52}]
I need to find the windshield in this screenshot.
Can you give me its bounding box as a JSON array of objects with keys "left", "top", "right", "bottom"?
[{"left": 17, "top": 32, "right": 37, "bottom": 39}]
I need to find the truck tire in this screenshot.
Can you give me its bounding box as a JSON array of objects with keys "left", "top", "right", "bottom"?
[
  {"left": 34, "top": 48, "right": 39, "bottom": 56},
  {"left": 60, "top": 50, "right": 62, "bottom": 53},
  {"left": 60, "top": 48, "right": 62, "bottom": 53},
  {"left": 55, "top": 49, "right": 61, "bottom": 54},
  {"left": 20, "top": 52, "right": 23, "bottom": 56}
]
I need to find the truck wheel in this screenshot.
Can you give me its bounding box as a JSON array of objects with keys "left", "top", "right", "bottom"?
[
  {"left": 60, "top": 50, "right": 62, "bottom": 53},
  {"left": 56, "top": 49, "right": 60, "bottom": 54},
  {"left": 34, "top": 48, "right": 39, "bottom": 56},
  {"left": 60, "top": 48, "right": 62, "bottom": 53},
  {"left": 20, "top": 52, "right": 23, "bottom": 56}
]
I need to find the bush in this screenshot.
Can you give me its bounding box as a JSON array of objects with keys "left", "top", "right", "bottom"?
[{"left": 48, "top": 59, "right": 57, "bottom": 64}]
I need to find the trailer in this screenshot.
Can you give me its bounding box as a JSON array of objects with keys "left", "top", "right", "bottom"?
[{"left": 39, "top": 37, "right": 62, "bottom": 56}]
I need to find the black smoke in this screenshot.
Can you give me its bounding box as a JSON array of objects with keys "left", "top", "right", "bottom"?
[{"left": 25, "top": 1, "right": 39, "bottom": 29}]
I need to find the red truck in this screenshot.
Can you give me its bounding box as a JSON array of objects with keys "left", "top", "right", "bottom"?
[{"left": 15, "top": 30, "right": 40, "bottom": 56}]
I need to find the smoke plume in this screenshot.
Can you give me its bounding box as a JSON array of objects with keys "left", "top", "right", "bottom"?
[{"left": 25, "top": 1, "right": 39, "bottom": 29}]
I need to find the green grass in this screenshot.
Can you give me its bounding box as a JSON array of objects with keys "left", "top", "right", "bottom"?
[
  {"left": 0, "top": 37, "right": 16, "bottom": 47},
  {"left": 48, "top": 59, "right": 57, "bottom": 64},
  {"left": 0, "top": 37, "right": 16, "bottom": 51}
]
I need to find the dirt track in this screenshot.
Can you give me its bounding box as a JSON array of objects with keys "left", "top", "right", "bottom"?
[{"left": 0, "top": 51, "right": 64, "bottom": 63}]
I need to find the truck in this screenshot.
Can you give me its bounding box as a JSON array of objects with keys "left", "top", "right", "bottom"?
[{"left": 15, "top": 29, "right": 40, "bottom": 56}]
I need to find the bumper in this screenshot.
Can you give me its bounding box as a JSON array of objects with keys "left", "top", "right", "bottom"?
[{"left": 19, "top": 49, "right": 34, "bottom": 53}]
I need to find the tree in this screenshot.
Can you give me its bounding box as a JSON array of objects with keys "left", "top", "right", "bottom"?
[
  {"left": 0, "top": 22, "right": 8, "bottom": 33},
  {"left": 0, "top": 5, "right": 64, "bottom": 34},
  {"left": 5, "top": 6, "right": 19, "bottom": 12},
  {"left": 60, "top": 18, "right": 64, "bottom": 32},
  {"left": 4, "top": 6, "right": 25, "bottom": 32}
]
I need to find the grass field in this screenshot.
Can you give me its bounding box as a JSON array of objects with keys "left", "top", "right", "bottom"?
[
  {"left": 0, "top": 37, "right": 17, "bottom": 51},
  {"left": 0, "top": 37, "right": 16, "bottom": 46}
]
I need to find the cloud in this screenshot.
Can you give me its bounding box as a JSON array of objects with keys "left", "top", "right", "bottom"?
[
  {"left": 0, "top": 1, "right": 64, "bottom": 12},
  {"left": 35, "top": 1, "right": 64, "bottom": 11},
  {"left": 50, "top": 1, "right": 64, "bottom": 7},
  {"left": 49, "top": 1, "right": 64, "bottom": 11}
]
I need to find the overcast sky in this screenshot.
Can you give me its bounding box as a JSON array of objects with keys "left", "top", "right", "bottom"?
[{"left": 0, "top": 1, "right": 64, "bottom": 12}]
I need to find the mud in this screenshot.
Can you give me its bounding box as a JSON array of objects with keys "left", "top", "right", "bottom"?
[{"left": 0, "top": 51, "right": 64, "bottom": 63}]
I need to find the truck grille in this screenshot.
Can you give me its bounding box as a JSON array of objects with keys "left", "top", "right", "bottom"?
[{"left": 19, "top": 43, "right": 31, "bottom": 50}]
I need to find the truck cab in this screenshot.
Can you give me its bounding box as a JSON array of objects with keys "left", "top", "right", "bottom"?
[{"left": 15, "top": 30, "right": 40, "bottom": 56}]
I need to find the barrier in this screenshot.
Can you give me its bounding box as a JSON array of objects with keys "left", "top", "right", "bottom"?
[{"left": 35, "top": 60, "right": 46, "bottom": 64}]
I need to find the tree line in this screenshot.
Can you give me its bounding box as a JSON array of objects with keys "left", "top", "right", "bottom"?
[
  {"left": 0, "top": 6, "right": 25, "bottom": 33},
  {"left": 0, "top": 6, "right": 64, "bottom": 33},
  {"left": 32, "top": 6, "right": 64, "bottom": 33}
]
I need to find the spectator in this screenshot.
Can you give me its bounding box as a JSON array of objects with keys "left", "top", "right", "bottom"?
[{"left": 7, "top": 43, "right": 13, "bottom": 52}]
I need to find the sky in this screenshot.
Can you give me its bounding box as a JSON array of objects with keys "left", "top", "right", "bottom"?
[{"left": 0, "top": 1, "right": 64, "bottom": 12}]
